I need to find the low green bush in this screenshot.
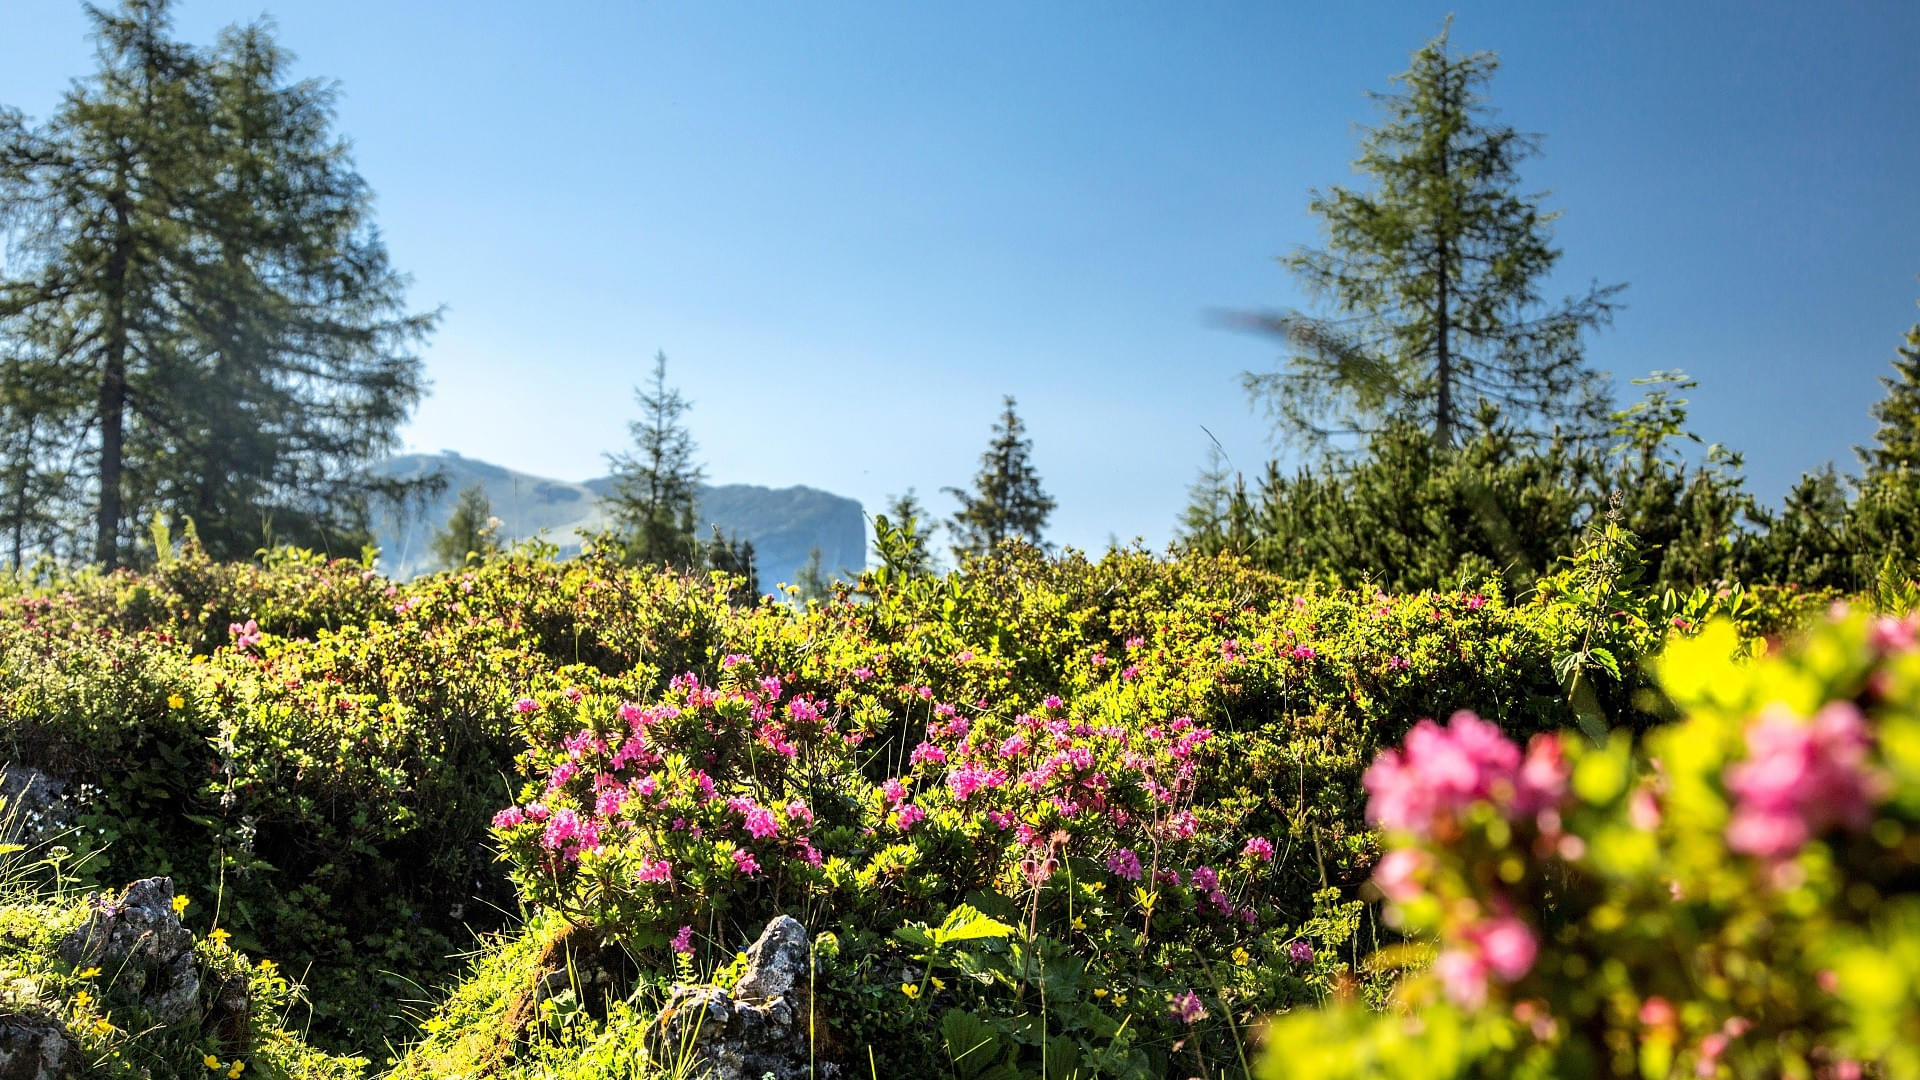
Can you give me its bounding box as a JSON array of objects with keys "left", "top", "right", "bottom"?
[{"left": 0, "top": 535, "right": 1825, "bottom": 1069}]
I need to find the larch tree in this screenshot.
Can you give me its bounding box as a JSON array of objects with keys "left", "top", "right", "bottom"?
[
  {"left": 0, "top": 0, "right": 434, "bottom": 567},
  {"left": 1240, "top": 21, "right": 1622, "bottom": 451},
  {"left": 946, "top": 395, "right": 1055, "bottom": 560}
]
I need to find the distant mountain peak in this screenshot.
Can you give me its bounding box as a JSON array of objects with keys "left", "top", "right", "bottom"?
[{"left": 370, "top": 452, "right": 865, "bottom": 583}]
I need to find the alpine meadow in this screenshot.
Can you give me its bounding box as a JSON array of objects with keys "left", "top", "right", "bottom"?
[{"left": 1, "top": 5, "right": 1918, "bottom": 1079}]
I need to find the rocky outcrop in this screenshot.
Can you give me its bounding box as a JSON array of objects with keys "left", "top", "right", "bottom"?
[
  {"left": 653, "top": 915, "right": 838, "bottom": 1080},
  {"left": 57, "top": 878, "right": 201, "bottom": 1025},
  {"left": 0, "top": 1012, "right": 79, "bottom": 1080}
]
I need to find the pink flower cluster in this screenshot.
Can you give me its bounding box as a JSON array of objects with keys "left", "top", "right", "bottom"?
[
  {"left": 1363, "top": 712, "right": 1568, "bottom": 836},
  {"left": 1724, "top": 702, "right": 1881, "bottom": 859},
  {"left": 228, "top": 619, "right": 263, "bottom": 650},
  {"left": 1170, "top": 990, "right": 1207, "bottom": 1024},
  {"left": 1434, "top": 911, "right": 1538, "bottom": 1009}
]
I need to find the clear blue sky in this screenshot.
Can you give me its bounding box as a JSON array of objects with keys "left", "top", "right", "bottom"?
[{"left": 6, "top": 1, "right": 1919, "bottom": 555}]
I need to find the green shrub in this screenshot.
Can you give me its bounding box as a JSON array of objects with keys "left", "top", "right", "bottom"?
[{"left": 1259, "top": 609, "right": 1920, "bottom": 1078}]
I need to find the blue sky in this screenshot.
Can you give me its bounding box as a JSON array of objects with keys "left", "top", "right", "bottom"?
[{"left": 6, "top": 1, "right": 1919, "bottom": 556}]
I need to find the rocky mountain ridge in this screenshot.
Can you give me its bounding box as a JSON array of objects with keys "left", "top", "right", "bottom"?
[{"left": 370, "top": 452, "right": 866, "bottom": 585}]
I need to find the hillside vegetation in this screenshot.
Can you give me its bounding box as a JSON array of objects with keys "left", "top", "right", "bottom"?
[{"left": 5, "top": 528, "right": 1902, "bottom": 1077}]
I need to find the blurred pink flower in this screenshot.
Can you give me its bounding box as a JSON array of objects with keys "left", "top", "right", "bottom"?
[
  {"left": 1435, "top": 948, "right": 1489, "bottom": 1009},
  {"left": 1372, "top": 848, "right": 1425, "bottom": 903},
  {"left": 1725, "top": 702, "right": 1880, "bottom": 859},
  {"left": 1363, "top": 712, "right": 1565, "bottom": 835}
]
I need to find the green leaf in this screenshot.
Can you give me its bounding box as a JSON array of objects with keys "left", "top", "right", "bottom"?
[
  {"left": 1588, "top": 646, "right": 1622, "bottom": 679},
  {"left": 941, "top": 1009, "right": 1002, "bottom": 1079},
  {"left": 892, "top": 925, "right": 936, "bottom": 950},
  {"left": 936, "top": 903, "right": 1017, "bottom": 944}
]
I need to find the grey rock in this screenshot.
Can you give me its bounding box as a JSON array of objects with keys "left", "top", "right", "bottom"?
[
  {"left": 653, "top": 915, "right": 838, "bottom": 1080},
  {"left": 732, "top": 915, "right": 810, "bottom": 1002},
  {"left": 57, "top": 878, "right": 201, "bottom": 1025},
  {"left": 0, "top": 1013, "right": 79, "bottom": 1080},
  {"left": 0, "top": 767, "right": 70, "bottom": 846}
]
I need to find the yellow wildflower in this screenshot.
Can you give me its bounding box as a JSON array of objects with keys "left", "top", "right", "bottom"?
[
  {"left": 930, "top": 977, "right": 945, "bottom": 992},
  {"left": 171, "top": 894, "right": 190, "bottom": 915},
  {"left": 204, "top": 1055, "right": 222, "bottom": 1070},
  {"left": 1071, "top": 916, "right": 1086, "bottom": 932},
  {"left": 92, "top": 1018, "right": 113, "bottom": 1036},
  {"left": 76, "top": 967, "right": 101, "bottom": 979},
  {"left": 228, "top": 1063, "right": 245, "bottom": 1078},
  {"left": 168, "top": 694, "right": 185, "bottom": 709},
  {"left": 1093, "top": 987, "right": 1109, "bottom": 998},
  {"left": 1233, "top": 947, "right": 1251, "bottom": 966},
  {"left": 900, "top": 982, "right": 920, "bottom": 999},
  {"left": 72, "top": 990, "right": 91, "bottom": 1010},
  {"left": 208, "top": 928, "right": 231, "bottom": 945},
  {"left": 255, "top": 959, "right": 277, "bottom": 976}
]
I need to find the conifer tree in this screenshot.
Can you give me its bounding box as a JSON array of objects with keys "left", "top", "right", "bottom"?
[
  {"left": 793, "top": 545, "right": 830, "bottom": 603},
  {"left": 703, "top": 524, "right": 758, "bottom": 601},
  {"left": 1179, "top": 446, "right": 1255, "bottom": 557},
  {"left": 1860, "top": 299, "right": 1920, "bottom": 478},
  {"left": 946, "top": 396, "right": 1055, "bottom": 560},
  {"left": 0, "top": 0, "right": 434, "bottom": 566},
  {"left": 605, "top": 351, "right": 703, "bottom": 567},
  {"left": 1242, "top": 21, "right": 1622, "bottom": 450},
  {"left": 430, "top": 482, "right": 501, "bottom": 570}
]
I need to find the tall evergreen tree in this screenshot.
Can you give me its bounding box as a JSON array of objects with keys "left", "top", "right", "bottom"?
[
  {"left": 1241, "top": 21, "right": 1622, "bottom": 450},
  {"left": 604, "top": 351, "right": 702, "bottom": 567},
  {"left": 1860, "top": 298, "right": 1920, "bottom": 478},
  {"left": 0, "top": 0, "right": 433, "bottom": 566},
  {"left": 430, "top": 482, "right": 502, "bottom": 570},
  {"left": 945, "top": 396, "right": 1055, "bottom": 560}
]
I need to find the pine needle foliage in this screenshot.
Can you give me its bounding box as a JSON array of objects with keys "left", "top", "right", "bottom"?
[
  {"left": 604, "top": 351, "right": 703, "bottom": 569},
  {"left": 1242, "top": 21, "right": 1623, "bottom": 451},
  {"left": 945, "top": 395, "right": 1055, "bottom": 560},
  {"left": 0, "top": 0, "right": 435, "bottom": 567}
]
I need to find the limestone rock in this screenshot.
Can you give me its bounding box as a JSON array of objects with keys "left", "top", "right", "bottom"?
[
  {"left": 653, "top": 915, "right": 838, "bottom": 1080},
  {"left": 57, "top": 878, "right": 200, "bottom": 1025},
  {"left": 732, "top": 915, "right": 810, "bottom": 1002},
  {"left": 0, "top": 1013, "right": 79, "bottom": 1080},
  {"left": 0, "top": 768, "right": 70, "bottom": 846}
]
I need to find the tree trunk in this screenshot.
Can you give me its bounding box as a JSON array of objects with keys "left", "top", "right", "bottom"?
[
  {"left": 95, "top": 190, "right": 132, "bottom": 568},
  {"left": 1434, "top": 114, "right": 1454, "bottom": 449}
]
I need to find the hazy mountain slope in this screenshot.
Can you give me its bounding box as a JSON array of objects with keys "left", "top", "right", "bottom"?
[{"left": 371, "top": 453, "right": 865, "bottom": 585}]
